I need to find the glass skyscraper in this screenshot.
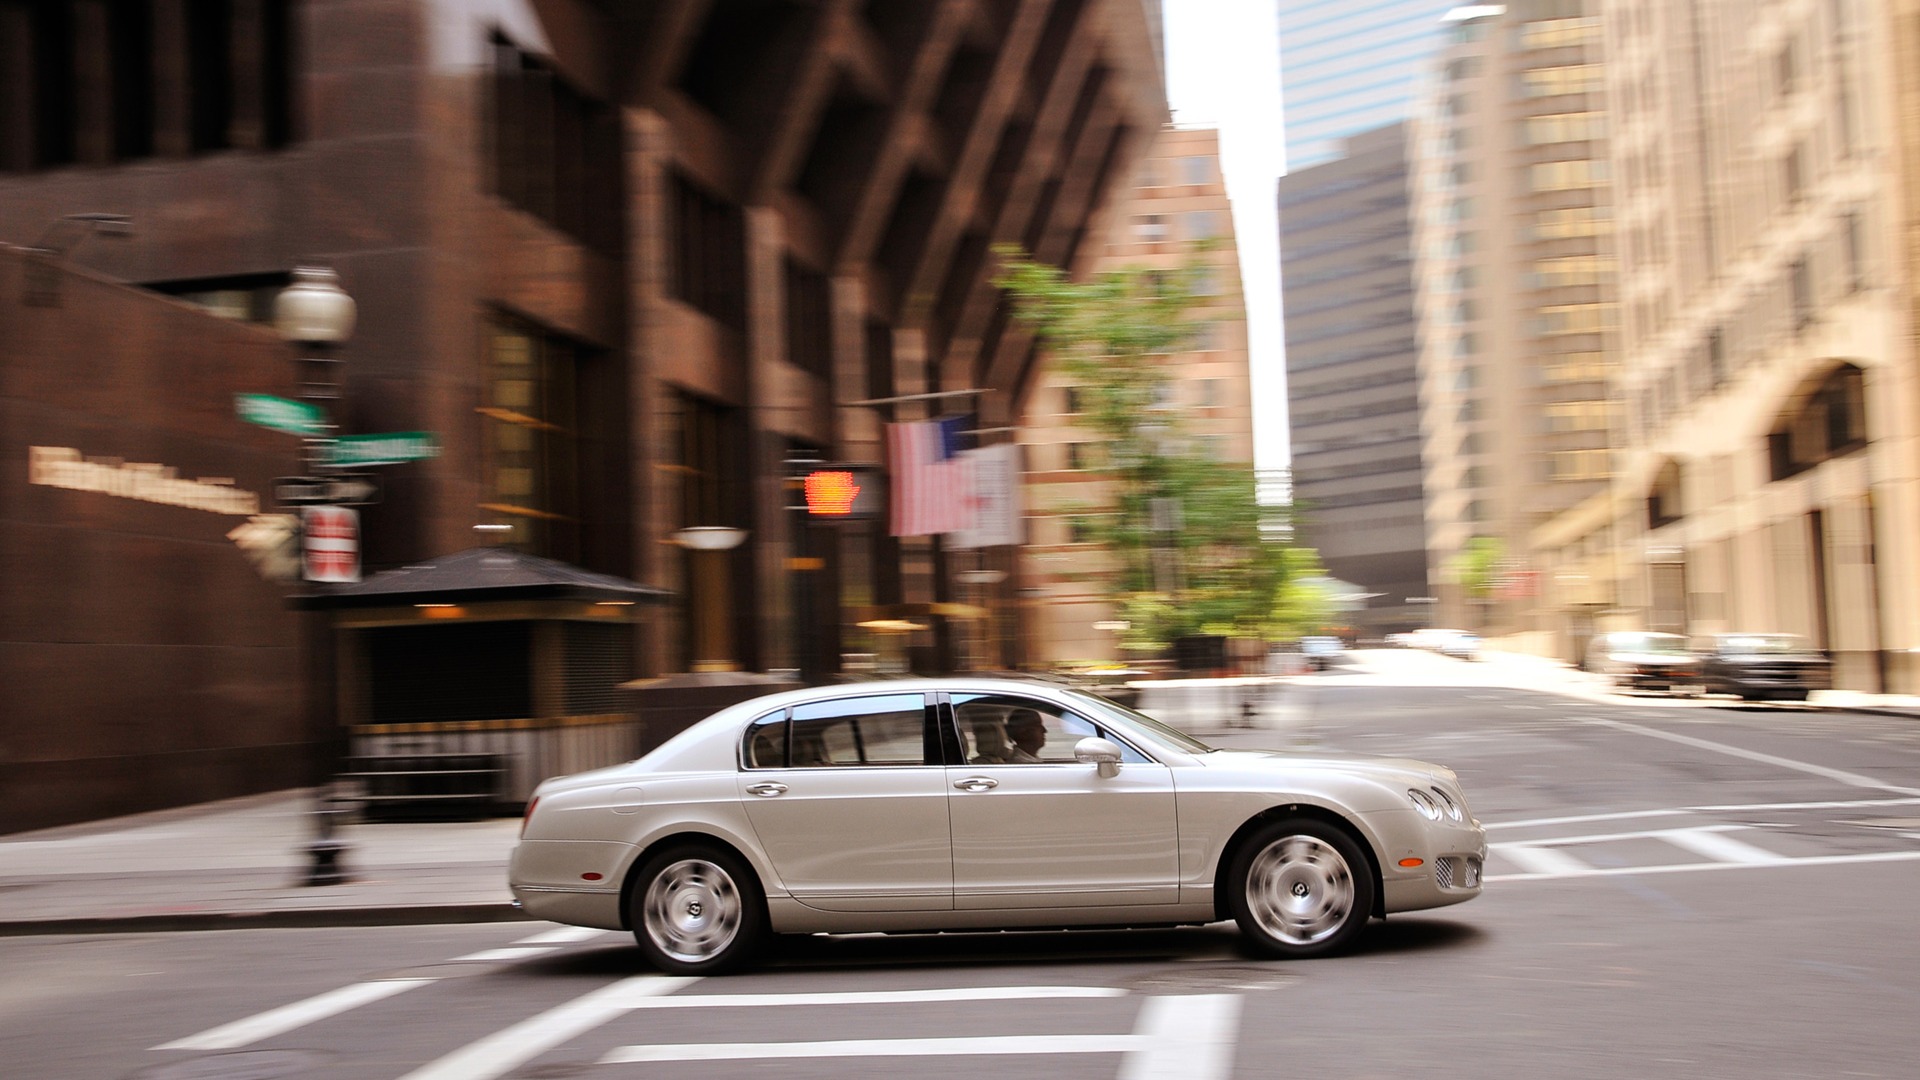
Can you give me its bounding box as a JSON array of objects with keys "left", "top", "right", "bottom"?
[{"left": 1278, "top": 0, "right": 1456, "bottom": 170}]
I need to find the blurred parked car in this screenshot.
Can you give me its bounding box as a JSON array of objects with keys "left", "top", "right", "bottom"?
[
  {"left": 1584, "top": 631, "right": 1699, "bottom": 694},
  {"left": 1437, "top": 631, "right": 1481, "bottom": 661},
  {"left": 1695, "top": 633, "right": 1832, "bottom": 701},
  {"left": 511, "top": 677, "right": 1486, "bottom": 973},
  {"left": 1300, "top": 636, "right": 1345, "bottom": 670}
]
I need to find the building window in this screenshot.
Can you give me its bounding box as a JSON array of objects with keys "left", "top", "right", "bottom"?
[
  {"left": 1790, "top": 256, "right": 1814, "bottom": 331},
  {"left": 1, "top": 0, "right": 294, "bottom": 173},
  {"left": 1523, "top": 64, "right": 1605, "bottom": 97},
  {"left": 1535, "top": 206, "right": 1610, "bottom": 238},
  {"left": 1136, "top": 214, "right": 1169, "bottom": 242},
  {"left": 1844, "top": 211, "right": 1866, "bottom": 291},
  {"left": 670, "top": 172, "right": 747, "bottom": 329},
  {"left": 1527, "top": 111, "right": 1604, "bottom": 144},
  {"left": 1184, "top": 210, "right": 1223, "bottom": 240},
  {"left": 1179, "top": 155, "right": 1212, "bottom": 185},
  {"left": 1523, "top": 17, "right": 1601, "bottom": 48},
  {"left": 482, "top": 315, "right": 585, "bottom": 561},
  {"left": 1531, "top": 158, "right": 1607, "bottom": 191},
  {"left": 489, "top": 32, "right": 623, "bottom": 254},
  {"left": 1061, "top": 385, "right": 1084, "bottom": 414},
  {"left": 785, "top": 259, "right": 832, "bottom": 378},
  {"left": 1535, "top": 255, "right": 1613, "bottom": 287}
]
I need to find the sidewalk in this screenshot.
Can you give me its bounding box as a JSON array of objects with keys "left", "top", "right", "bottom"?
[
  {"left": 0, "top": 791, "right": 527, "bottom": 936},
  {"left": 1474, "top": 648, "right": 1920, "bottom": 718}
]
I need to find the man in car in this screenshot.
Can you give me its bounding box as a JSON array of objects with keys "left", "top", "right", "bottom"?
[{"left": 1005, "top": 709, "right": 1047, "bottom": 763}]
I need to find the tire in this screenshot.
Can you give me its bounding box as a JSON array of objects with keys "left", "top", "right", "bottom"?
[
  {"left": 629, "top": 844, "right": 767, "bottom": 975},
  {"left": 1227, "top": 818, "right": 1375, "bottom": 959}
]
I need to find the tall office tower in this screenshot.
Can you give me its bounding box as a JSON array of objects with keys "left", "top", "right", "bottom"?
[
  {"left": 1278, "top": 1, "right": 1457, "bottom": 170},
  {"left": 1021, "top": 126, "right": 1256, "bottom": 665},
  {"left": 1554, "top": 0, "right": 1919, "bottom": 691},
  {"left": 1410, "top": 2, "right": 1619, "bottom": 637},
  {"left": 1280, "top": 123, "right": 1430, "bottom": 640}
]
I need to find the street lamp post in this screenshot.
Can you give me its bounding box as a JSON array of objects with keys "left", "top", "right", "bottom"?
[{"left": 273, "top": 266, "right": 356, "bottom": 886}]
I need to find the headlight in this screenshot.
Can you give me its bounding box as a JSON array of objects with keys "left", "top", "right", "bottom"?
[
  {"left": 1432, "top": 786, "right": 1464, "bottom": 822},
  {"left": 1407, "top": 788, "right": 1442, "bottom": 820}
]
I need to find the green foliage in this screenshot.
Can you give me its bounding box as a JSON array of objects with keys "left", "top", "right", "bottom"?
[
  {"left": 993, "top": 246, "right": 1323, "bottom": 651},
  {"left": 1451, "top": 536, "right": 1505, "bottom": 599}
]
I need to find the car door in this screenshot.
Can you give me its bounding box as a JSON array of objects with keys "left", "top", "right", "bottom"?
[
  {"left": 944, "top": 692, "right": 1179, "bottom": 910},
  {"left": 737, "top": 692, "right": 952, "bottom": 912}
]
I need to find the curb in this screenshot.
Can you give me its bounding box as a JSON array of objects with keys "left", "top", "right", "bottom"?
[{"left": 0, "top": 901, "right": 531, "bottom": 937}]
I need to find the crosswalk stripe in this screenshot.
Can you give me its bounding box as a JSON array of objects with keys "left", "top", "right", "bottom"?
[
  {"left": 395, "top": 976, "right": 698, "bottom": 1080},
  {"left": 1121, "top": 993, "right": 1241, "bottom": 1080},
  {"left": 154, "top": 978, "right": 436, "bottom": 1051},
  {"left": 1495, "top": 844, "right": 1591, "bottom": 877},
  {"left": 624, "top": 986, "right": 1126, "bottom": 1009},
  {"left": 1488, "top": 848, "right": 1920, "bottom": 882},
  {"left": 513, "top": 926, "right": 609, "bottom": 945},
  {"left": 602, "top": 1035, "right": 1138, "bottom": 1063},
  {"left": 1659, "top": 827, "right": 1782, "bottom": 864}
]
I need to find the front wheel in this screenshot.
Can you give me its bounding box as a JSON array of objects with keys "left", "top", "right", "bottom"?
[
  {"left": 1228, "top": 819, "right": 1375, "bottom": 959},
  {"left": 630, "top": 845, "right": 767, "bottom": 975}
]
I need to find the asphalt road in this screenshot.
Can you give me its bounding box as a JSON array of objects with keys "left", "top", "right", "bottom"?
[{"left": 8, "top": 649, "right": 1920, "bottom": 1080}]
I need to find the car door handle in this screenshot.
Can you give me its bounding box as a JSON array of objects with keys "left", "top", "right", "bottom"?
[
  {"left": 954, "top": 777, "right": 999, "bottom": 792},
  {"left": 745, "top": 782, "right": 788, "bottom": 797}
]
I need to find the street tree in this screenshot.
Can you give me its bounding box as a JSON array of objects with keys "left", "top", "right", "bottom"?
[{"left": 994, "top": 246, "right": 1320, "bottom": 652}]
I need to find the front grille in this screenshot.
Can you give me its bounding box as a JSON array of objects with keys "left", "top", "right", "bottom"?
[{"left": 1436, "top": 856, "right": 1483, "bottom": 890}]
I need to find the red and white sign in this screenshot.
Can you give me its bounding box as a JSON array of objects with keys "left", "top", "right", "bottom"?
[{"left": 302, "top": 506, "right": 361, "bottom": 583}]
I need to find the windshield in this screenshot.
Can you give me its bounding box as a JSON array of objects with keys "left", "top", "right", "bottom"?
[
  {"left": 1064, "top": 689, "right": 1216, "bottom": 755},
  {"left": 1618, "top": 634, "right": 1689, "bottom": 654},
  {"left": 1719, "top": 634, "right": 1811, "bottom": 654}
]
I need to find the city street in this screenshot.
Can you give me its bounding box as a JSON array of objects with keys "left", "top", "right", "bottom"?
[{"left": 7, "top": 650, "right": 1920, "bottom": 1079}]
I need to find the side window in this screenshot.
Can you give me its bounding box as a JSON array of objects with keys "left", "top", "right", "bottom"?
[
  {"left": 785, "top": 693, "right": 934, "bottom": 767},
  {"left": 951, "top": 694, "right": 1151, "bottom": 765},
  {"left": 743, "top": 712, "right": 787, "bottom": 769}
]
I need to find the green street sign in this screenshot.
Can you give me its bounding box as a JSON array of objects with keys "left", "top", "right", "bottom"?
[
  {"left": 236, "top": 393, "right": 325, "bottom": 436},
  {"left": 329, "top": 431, "right": 440, "bottom": 467}
]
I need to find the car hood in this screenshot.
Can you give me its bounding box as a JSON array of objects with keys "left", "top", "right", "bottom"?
[{"left": 1196, "top": 747, "right": 1451, "bottom": 785}]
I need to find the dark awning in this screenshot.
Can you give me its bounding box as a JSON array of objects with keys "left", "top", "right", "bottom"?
[{"left": 294, "top": 547, "right": 672, "bottom": 610}]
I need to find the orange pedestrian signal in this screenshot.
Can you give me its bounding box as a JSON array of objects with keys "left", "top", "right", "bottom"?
[{"left": 804, "top": 470, "right": 861, "bottom": 516}]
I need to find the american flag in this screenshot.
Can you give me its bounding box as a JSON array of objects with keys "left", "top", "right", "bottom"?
[{"left": 887, "top": 416, "right": 975, "bottom": 537}]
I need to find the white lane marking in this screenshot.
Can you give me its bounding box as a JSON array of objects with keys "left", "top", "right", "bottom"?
[
  {"left": 1495, "top": 845, "right": 1592, "bottom": 877},
  {"left": 397, "top": 976, "right": 697, "bottom": 1080},
  {"left": 1501, "top": 822, "right": 1756, "bottom": 848},
  {"left": 1488, "top": 808, "right": 1695, "bottom": 830},
  {"left": 514, "top": 926, "right": 609, "bottom": 945},
  {"left": 449, "top": 947, "right": 557, "bottom": 963},
  {"left": 1585, "top": 718, "right": 1920, "bottom": 797},
  {"left": 1120, "top": 993, "right": 1241, "bottom": 1080},
  {"left": 625, "top": 986, "right": 1126, "bottom": 1009},
  {"left": 1661, "top": 827, "right": 1782, "bottom": 864},
  {"left": 1487, "top": 797, "right": 1920, "bottom": 831},
  {"left": 156, "top": 978, "right": 435, "bottom": 1050},
  {"left": 603, "top": 1035, "right": 1136, "bottom": 1063},
  {"left": 1489, "top": 848, "right": 1920, "bottom": 882},
  {"left": 602, "top": 992, "right": 1242, "bottom": 1076}
]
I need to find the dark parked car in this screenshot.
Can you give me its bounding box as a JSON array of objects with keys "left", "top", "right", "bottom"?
[
  {"left": 1584, "top": 631, "right": 1699, "bottom": 694},
  {"left": 1695, "top": 633, "right": 1832, "bottom": 701}
]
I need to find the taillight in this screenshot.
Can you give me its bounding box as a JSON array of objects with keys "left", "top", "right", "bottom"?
[{"left": 520, "top": 795, "right": 540, "bottom": 838}]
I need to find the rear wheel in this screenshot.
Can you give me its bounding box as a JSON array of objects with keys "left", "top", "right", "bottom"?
[
  {"left": 1228, "top": 818, "right": 1375, "bottom": 959},
  {"left": 630, "top": 844, "right": 766, "bottom": 975}
]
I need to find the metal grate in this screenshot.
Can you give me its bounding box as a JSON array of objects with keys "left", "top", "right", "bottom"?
[{"left": 1435, "top": 856, "right": 1483, "bottom": 890}]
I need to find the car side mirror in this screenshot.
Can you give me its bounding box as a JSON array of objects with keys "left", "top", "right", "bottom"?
[{"left": 1074, "top": 737, "right": 1123, "bottom": 779}]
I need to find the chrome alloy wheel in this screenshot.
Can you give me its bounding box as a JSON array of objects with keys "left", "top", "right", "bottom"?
[
  {"left": 642, "top": 857, "right": 743, "bottom": 963},
  {"left": 1243, "top": 834, "right": 1356, "bottom": 945}
]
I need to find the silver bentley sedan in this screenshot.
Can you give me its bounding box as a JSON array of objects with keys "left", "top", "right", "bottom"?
[{"left": 509, "top": 678, "right": 1485, "bottom": 974}]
